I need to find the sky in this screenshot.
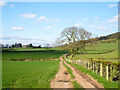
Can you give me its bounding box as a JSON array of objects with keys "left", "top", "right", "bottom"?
[{"left": 0, "top": 1, "right": 118, "bottom": 46}]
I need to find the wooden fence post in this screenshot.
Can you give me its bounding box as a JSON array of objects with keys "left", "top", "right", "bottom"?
[
  {"left": 106, "top": 65, "right": 109, "bottom": 81},
  {"left": 88, "top": 61, "right": 90, "bottom": 70},
  {"left": 110, "top": 65, "right": 113, "bottom": 82},
  {"left": 93, "top": 61, "right": 94, "bottom": 73},
  {"left": 100, "top": 63, "right": 103, "bottom": 76},
  {"left": 85, "top": 60, "right": 87, "bottom": 68},
  {"left": 84, "top": 60, "right": 86, "bottom": 68},
  {"left": 95, "top": 62, "right": 98, "bottom": 74}
]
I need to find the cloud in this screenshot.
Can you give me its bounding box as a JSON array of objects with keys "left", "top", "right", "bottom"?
[
  {"left": 22, "top": 13, "right": 36, "bottom": 19},
  {"left": 44, "top": 26, "right": 52, "bottom": 29},
  {"left": 10, "top": 4, "right": 14, "bottom": 7},
  {"left": 107, "top": 15, "right": 119, "bottom": 23},
  {"left": 51, "top": 19, "right": 60, "bottom": 22},
  {"left": 1, "top": 36, "right": 53, "bottom": 46},
  {"left": 0, "top": 36, "right": 20, "bottom": 40},
  {"left": 89, "top": 25, "right": 94, "bottom": 29},
  {"left": 0, "top": 1, "right": 7, "bottom": 7},
  {"left": 97, "top": 26, "right": 111, "bottom": 31},
  {"left": 74, "top": 23, "right": 83, "bottom": 27},
  {"left": 110, "top": 25, "right": 117, "bottom": 28},
  {"left": 36, "top": 16, "right": 60, "bottom": 23},
  {"left": 68, "top": 20, "right": 72, "bottom": 22},
  {"left": 36, "top": 16, "right": 47, "bottom": 22},
  {"left": 109, "top": 4, "right": 117, "bottom": 8},
  {"left": 12, "top": 27, "right": 23, "bottom": 31},
  {"left": 94, "top": 17, "right": 100, "bottom": 20},
  {"left": 82, "top": 18, "right": 88, "bottom": 21}
]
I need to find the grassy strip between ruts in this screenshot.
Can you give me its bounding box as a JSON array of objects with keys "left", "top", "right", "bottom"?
[
  {"left": 62, "top": 61, "right": 75, "bottom": 79},
  {"left": 62, "top": 60, "right": 84, "bottom": 89},
  {"left": 72, "top": 81, "right": 84, "bottom": 90},
  {"left": 66, "top": 61, "right": 118, "bottom": 88}
]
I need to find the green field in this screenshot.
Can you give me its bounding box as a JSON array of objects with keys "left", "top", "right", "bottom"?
[
  {"left": 2, "top": 47, "right": 61, "bottom": 51},
  {"left": 2, "top": 50, "right": 67, "bottom": 59},
  {"left": 75, "top": 42, "right": 118, "bottom": 62},
  {"left": 2, "top": 60, "right": 60, "bottom": 88},
  {"left": 75, "top": 50, "right": 118, "bottom": 59},
  {"left": 85, "top": 42, "right": 118, "bottom": 51},
  {"left": 77, "top": 50, "right": 109, "bottom": 54}
]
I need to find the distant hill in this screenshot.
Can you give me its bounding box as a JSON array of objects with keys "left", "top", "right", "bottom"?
[
  {"left": 84, "top": 32, "right": 119, "bottom": 43},
  {"left": 58, "top": 32, "right": 119, "bottom": 47},
  {"left": 98, "top": 32, "right": 120, "bottom": 40}
]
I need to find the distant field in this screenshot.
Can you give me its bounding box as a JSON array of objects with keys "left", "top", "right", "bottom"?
[
  {"left": 2, "top": 47, "right": 61, "bottom": 51},
  {"left": 85, "top": 42, "right": 118, "bottom": 51},
  {"left": 2, "top": 50, "right": 67, "bottom": 59},
  {"left": 77, "top": 50, "right": 109, "bottom": 54},
  {"left": 2, "top": 60, "right": 60, "bottom": 88},
  {"left": 75, "top": 42, "right": 118, "bottom": 62},
  {"left": 75, "top": 50, "right": 118, "bottom": 60}
]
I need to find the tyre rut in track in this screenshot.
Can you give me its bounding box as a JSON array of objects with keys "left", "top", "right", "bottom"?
[
  {"left": 64, "top": 60, "right": 104, "bottom": 90},
  {"left": 50, "top": 57, "right": 73, "bottom": 89}
]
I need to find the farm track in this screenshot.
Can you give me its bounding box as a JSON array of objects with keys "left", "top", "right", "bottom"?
[
  {"left": 64, "top": 60, "right": 104, "bottom": 89},
  {"left": 51, "top": 56, "right": 104, "bottom": 89},
  {"left": 50, "top": 57, "right": 73, "bottom": 89}
]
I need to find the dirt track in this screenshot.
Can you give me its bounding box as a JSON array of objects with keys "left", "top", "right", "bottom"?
[
  {"left": 64, "top": 61, "right": 104, "bottom": 89},
  {"left": 50, "top": 57, "right": 104, "bottom": 89},
  {"left": 50, "top": 57, "right": 73, "bottom": 89}
]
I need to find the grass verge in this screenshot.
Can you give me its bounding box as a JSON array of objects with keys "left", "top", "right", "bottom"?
[
  {"left": 72, "top": 81, "right": 84, "bottom": 90},
  {"left": 63, "top": 60, "right": 84, "bottom": 89},
  {"left": 62, "top": 61, "right": 75, "bottom": 79},
  {"left": 66, "top": 61, "right": 118, "bottom": 88}
]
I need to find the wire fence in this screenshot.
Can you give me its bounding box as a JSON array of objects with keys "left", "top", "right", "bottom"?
[{"left": 68, "top": 59, "right": 119, "bottom": 82}]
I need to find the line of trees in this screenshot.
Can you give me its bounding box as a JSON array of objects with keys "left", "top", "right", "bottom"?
[{"left": 1, "top": 43, "right": 41, "bottom": 48}]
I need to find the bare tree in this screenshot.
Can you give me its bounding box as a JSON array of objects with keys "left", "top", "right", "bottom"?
[{"left": 57, "top": 27, "right": 92, "bottom": 59}]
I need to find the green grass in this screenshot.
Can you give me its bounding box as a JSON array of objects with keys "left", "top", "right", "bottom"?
[
  {"left": 66, "top": 61, "right": 118, "bottom": 88},
  {"left": 2, "top": 50, "right": 67, "bottom": 59},
  {"left": 85, "top": 42, "right": 118, "bottom": 51},
  {"left": 74, "top": 50, "right": 118, "bottom": 60},
  {"left": 77, "top": 50, "right": 108, "bottom": 54},
  {"left": 2, "top": 60, "right": 60, "bottom": 88},
  {"left": 2, "top": 47, "right": 62, "bottom": 51},
  {"left": 62, "top": 61, "right": 75, "bottom": 79},
  {"left": 72, "top": 81, "right": 84, "bottom": 89}
]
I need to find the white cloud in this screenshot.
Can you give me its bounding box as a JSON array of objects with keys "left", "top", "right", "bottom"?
[
  {"left": 110, "top": 25, "right": 117, "bottom": 28},
  {"left": 0, "top": 1, "right": 7, "bottom": 7},
  {"left": 10, "top": 4, "right": 14, "bottom": 7},
  {"left": 1, "top": 36, "right": 53, "bottom": 46},
  {"left": 36, "top": 16, "right": 47, "bottom": 22},
  {"left": 107, "top": 15, "right": 119, "bottom": 23},
  {"left": 97, "top": 26, "right": 111, "bottom": 31},
  {"left": 74, "top": 23, "right": 83, "bottom": 27},
  {"left": 68, "top": 20, "right": 72, "bottom": 22},
  {"left": 89, "top": 25, "right": 94, "bottom": 29},
  {"left": 109, "top": 4, "right": 117, "bottom": 8},
  {"left": 44, "top": 26, "right": 52, "bottom": 29},
  {"left": 82, "top": 18, "right": 88, "bottom": 21},
  {"left": 22, "top": 13, "right": 36, "bottom": 19},
  {"left": 94, "top": 17, "right": 100, "bottom": 20},
  {"left": 36, "top": 16, "right": 60, "bottom": 23},
  {"left": 51, "top": 19, "right": 60, "bottom": 22},
  {"left": 12, "top": 27, "right": 23, "bottom": 31}
]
